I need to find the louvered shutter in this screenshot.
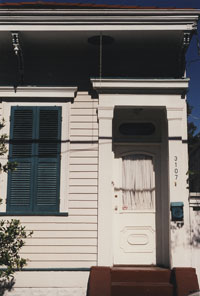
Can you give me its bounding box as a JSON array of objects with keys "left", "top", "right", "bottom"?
[
  {"left": 7, "top": 107, "right": 35, "bottom": 213},
  {"left": 34, "top": 107, "right": 61, "bottom": 213},
  {"left": 7, "top": 106, "right": 61, "bottom": 214}
]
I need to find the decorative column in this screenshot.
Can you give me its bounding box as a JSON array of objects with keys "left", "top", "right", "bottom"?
[
  {"left": 166, "top": 105, "right": 191, "bottom": 268},
  {"left": 98, "top": 106, "right": 114, "bottom": 266}
]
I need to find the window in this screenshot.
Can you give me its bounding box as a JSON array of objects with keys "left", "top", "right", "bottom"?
[
  {"left": 119, "top": 122, "right": 156, "bottom": 136},
  {"left": 7, "top": 106, "right": 61, "bottom": 214}
]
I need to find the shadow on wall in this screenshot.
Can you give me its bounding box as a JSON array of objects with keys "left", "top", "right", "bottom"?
[
  {"left": 191, "top": 210, "right": 200, "bottom": 247},
  {"left": 0, "top": 278, "right": 15, "bottom": 296}
]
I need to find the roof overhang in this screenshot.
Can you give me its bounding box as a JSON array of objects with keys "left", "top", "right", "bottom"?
[{"left": 0, "top": 9, "right": 199, "bottom": 31}]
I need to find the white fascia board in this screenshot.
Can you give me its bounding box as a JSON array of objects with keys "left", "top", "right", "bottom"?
[
  {"left": 91, "top": 78, "right": 189, "bottom": 93},
  {"left": 0, "top": 24, "right": 196, "bottom": 31},
  {"left": 0, "top": 9, "right": 199, "bottom": 31},
  {"left": 0, "top": 86, "right": 77, "bottom": 98}
]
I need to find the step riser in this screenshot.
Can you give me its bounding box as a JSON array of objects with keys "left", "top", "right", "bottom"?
[
  {"left": 111, "top": 270, "right": 171, "bottom": 283},
  {"left": 112, "top": 285, "right": 174, "bottom": 296}
]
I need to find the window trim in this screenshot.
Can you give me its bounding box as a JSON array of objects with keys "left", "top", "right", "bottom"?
[{"left": 0, "top": 86, "right": 77, "bottom": 215}]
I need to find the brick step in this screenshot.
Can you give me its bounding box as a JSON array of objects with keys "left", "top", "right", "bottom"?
[
  {"left": 111, "top": 282, "right": 174, "bottom": 296},
  {"left": 111, "top": 268, "right": 171, "bottom": 283}
]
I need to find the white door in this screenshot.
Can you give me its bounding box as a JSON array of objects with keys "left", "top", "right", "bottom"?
[{"left": 113, "top": 150, "right": 158, "bottom": 265}]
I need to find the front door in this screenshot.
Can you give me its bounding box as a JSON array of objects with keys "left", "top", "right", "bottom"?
[{"left": 113, "top": 147, "right": 160, "bottom": 265}]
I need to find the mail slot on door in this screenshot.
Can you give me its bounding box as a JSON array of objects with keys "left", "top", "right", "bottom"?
[{"left": 170, "top": 202, "right": 184, "bottom": 222}]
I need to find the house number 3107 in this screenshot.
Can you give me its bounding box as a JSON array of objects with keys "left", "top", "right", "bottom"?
[{"left": 174, "top": 156, "right": 178, "bottom": 184}]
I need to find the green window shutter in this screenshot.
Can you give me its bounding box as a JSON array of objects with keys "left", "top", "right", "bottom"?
[
  {"left": 34, "top": 107, "right": 61, "bottom": 213},
  {"left": 7, "top": 107, "right": 35, "bottom": 213},
  {"left": 7, "top": 106, "right": 61, "bottom": 214}
]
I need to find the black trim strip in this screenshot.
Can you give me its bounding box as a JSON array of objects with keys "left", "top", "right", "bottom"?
[
  {"left": 99, "top": 137, "right": 112, "bottom": 140},
  {"left": 168, "top": 137, "right": 182, "bottom": 141},
  {"left": 0, "top": 212, "right": 68, "bottom": 216},
  {"left": 0, "top": 268, "right": 90, "bottom": 272}
]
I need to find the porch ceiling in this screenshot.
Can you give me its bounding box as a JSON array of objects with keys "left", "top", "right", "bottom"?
[{"left": 0, "top": 28, "right": 194, "bottom": 89}]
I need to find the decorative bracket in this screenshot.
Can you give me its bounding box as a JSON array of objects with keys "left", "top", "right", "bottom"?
[
  {"left": 183, "top": 32, "right": 191, "bottom": 47},
  {"left": 11, "top": 32, "right": 24, "bottom": 89},
  {"left": 12, "top": 32, "right": 20, "bottom": 55}
]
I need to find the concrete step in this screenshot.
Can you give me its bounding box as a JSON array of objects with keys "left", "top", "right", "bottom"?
[{"left": 111, "top": 282, "right": 174, "bottom": 296}]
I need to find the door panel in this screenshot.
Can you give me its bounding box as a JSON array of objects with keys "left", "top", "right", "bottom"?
[{"left": 113, "top": 148, "right": 160, "bottom": 265}]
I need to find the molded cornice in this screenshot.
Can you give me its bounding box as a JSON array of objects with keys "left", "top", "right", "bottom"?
[
  {"left": 0, "top": 86, "right": 77, "bottom": 100},
  {"left": 0, "top": 9, "right": 199, "bottom": 30},
  {"left": 91, "top": 78, "right": 190, "bottom": 96}
]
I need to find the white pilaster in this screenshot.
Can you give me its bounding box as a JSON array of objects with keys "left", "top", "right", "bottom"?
[
  {"left": 97, "top": 106, "right": 114, "bottom": 266},
  {"left": 166, "top": 104, "right": 191, "bottom": 268}
]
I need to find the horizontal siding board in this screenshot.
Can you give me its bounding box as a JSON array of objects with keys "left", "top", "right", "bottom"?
[
  {"left": 70, "top": 116, "right": 97, "bottom": 122},
  {"left": 23, "top": 253, "right": 97, "bottom": 261},
  {"left": 70, "top": 151, "right": 98, "bottom": 157},
  {"left": 71, "top": 109, "right": 97, "bottom": 116},
  {"left": 70, "top": 122, "right": 98, "bottom": 129},
  {"left": 70, "top": 158, "right": 98, "bottom": 165},
  {"left": 25, "top": 238, "right": 97, "bottom": 246},
  {"left": 23, "top": 222, "right": 97, "bottom": 231},
  {"left": 69, "top": 201, "right": 97, "bottom": 209},
  {"left": 70, "top": 165, "right": 98, "bottom": 172},
  {"left": 69, "top": 194, "right": 97, "bottom": 201},
  {"left": 70, "top": 172, "right": 98, "bottom": 178},
  {"left": 69, "top": 179, "right": 97, "bottom": 186},
  {"left": 70, "top": 143, "right": 98, "bottom": 150},
  {"left": 26, "top": 261, "right": 96, "bottom": 268},
  {"left": 69, "top": 186, "right": 98, "bottom": 194},
  {"left": 15, "top": 216, "right": 97, "bottom": 223},
  {"left": 21, "top": 245, "right": 97, "bottom": 253},
  {"left": 70, "top": 129, "right": 98, "bottom": 136},
  {"left": 30, "top": 230, "right": 97, "bottom": 238},
  {"left": 69, "top": 209, "right": 97, "bottom": 216}
]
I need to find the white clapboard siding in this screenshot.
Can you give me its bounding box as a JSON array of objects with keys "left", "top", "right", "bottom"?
[
  {"left": 25, "top": 253, "right": 97, "bottom": 261},
  {"left": 69, "top": 186, "right": 98, "bottom": 194},
  {"left": 70, "top": 150, "right": 98, "bottom": 157},
  {"left": 70, "top": 165, "right": 98, "bottom": 172},
  {"left": 71, "top": 122, "right": 98, "bottom": 129},
  {"left": 26, "top": 261, "right": 96, "bottom": 268},
  {"left": 69, "top": 179, "right": 98, "bottom": 186},
  {"left": 21, "top": 245, "right": 97, "bottom": 254},
  {"left": 31, "top": 231, "right": 97, "bottom": 238},
  {"left": 70, "top": 172, "right": 98, "bottom": 178},
  {"left": 71, "top": 109, "right": 97, "bottom": 116},
  {"left": 69, "top": 201, "right": 97, "bottom": 209},
  {"left": 23, "top": 222, "right": 97, "bottom": 231},
  {"left": 18, "top": 215, "right": 97, "bottom": 223},
  {"left": 69, "top": 209, "right": 98, "bottom": 215},
  {"left": 18, "top": 93, "right": 99, "bottom": 269},
  {"left": 71, "top": 115, "right": 97, "bottom": 122},
  {"left": 70, "top": 158, "right": 98, "bottom": 164},
  {"left": 25, "top": 238, "right": 97, "bottom": 246},
  {"left": 70, "top": 143, "right": 98, "bottom": 151},
  {"left": 70, "top": 129, "right": 98, "bottom": 136},
  {"left": 70, "top": 194, "right": 97, "bottom": 201}
]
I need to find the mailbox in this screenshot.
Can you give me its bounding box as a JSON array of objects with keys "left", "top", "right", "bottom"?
[{"left": 170, "top": 202, "right": 184, "bottom": 222}]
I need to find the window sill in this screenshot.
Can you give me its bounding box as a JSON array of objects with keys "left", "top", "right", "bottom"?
[{"left": 0, "top": 212, "right": 68, "bottom": 216}]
